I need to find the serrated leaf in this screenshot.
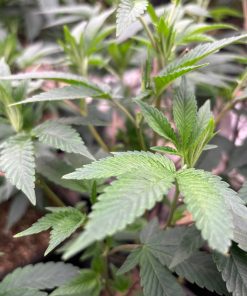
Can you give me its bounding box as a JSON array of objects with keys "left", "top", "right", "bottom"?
[
  {"left": 140, "top": 248, "right": 184, "bottom": 296},
  {"left": 0, "top": 71, "right": 102, "bottom": 91},
  {"left": 194, "top": 100, "right": 212, "bottom": 138},
  {"left": 64, "top": 151, "right": 175, "bottom": 180},
  {"left": 174, "top": 251, "right": 228, "bottom": 295},
  {"left": 0, "top": 134, "right": 36, "bottom": 204},
  {"left": 0, "top": 262, "right": 79, "bottom": 292},
  {"left": 164, "top": 35, "right": 247, "bottom": 74},
  {"left": 11, "top": 85, "right": 107, "bottom": 106},
  {"left": 239, "top": 182, "right": 247, "bottom": 204},
  {"left": 33, "top": 121, "right": 94, "bottom": 160},
  {"left": 63, "top": 153, "right": 175, "bottom": 259},
  {"left": 137, "top": 101, "right": 178, "bottom": 144},
  {"left": 140, "top": 222, "right": 186, "bottom": 267},
  {"left": 176, "top": 169, "right": 234, "bottom": 253},
  {"left": 169, "top": 226, "right": 204, "bottom": 268},
  {"left": 50, "top": 269, "right": 101, "bottom": 296},
  {"left": 173, "top": 77, "right": 197, "bottom": 149},
  {"left": 154, "top": 64, "right": 207, "bottom": 94},
  {"left": 154, "top": 35, "right": 247, "bottom": 95},
  {"left": 139, "top": 221, "right": 227, "bottom": 295},
  {"left": 151, "top": 146, "right": 181, "bottom": 156},
  {"left": 117, "top": 248, "right": 142, "bottom": 275},
  {"left": 15, "top": 208, "right": 86, "bottom": 255},
  {"left": 214, "top": 246, "right": 247, "bottom": 296},
  {"left": 224, "top": 193, "right": 247, "bottom": 252},
  {"left": 116, "top": 0, "right": 149, "bottom": 36},
  {"left": 188, "top": 117, "right": 215, "bottom": 167}
]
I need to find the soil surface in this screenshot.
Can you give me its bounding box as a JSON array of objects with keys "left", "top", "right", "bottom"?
[{"left": 0, "top": 202, "right": 49, "bottom": 280}]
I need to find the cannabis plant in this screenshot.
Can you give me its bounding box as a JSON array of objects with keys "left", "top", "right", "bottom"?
[{"left": 0, "top": 0, "right": 247, "bottom": 295}]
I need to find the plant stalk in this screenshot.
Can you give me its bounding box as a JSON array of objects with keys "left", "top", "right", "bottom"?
[
  {"left": 37, "top": 178, "right": 65, "bottom": 207},
  {"left": 165, "top": 181, "right": 180, "bottom": 228}
]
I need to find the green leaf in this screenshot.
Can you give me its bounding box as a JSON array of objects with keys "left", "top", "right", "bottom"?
[
  {"left": 50, "top": 269, "right": 101, "bottom": 296},
  {"left": 64, "top": 151, "right": 175, "bottom": 180},
  {"left": 33, "top": 121, "right": 94, "bottom": 160},
  {"left": 173, "top": 77, "right": 197, "bottom": 149},
  {"left": 169, "top": 226, "right": 204, "bottom": 268},
  {"left": 117, "top": 248, "right": 142, "bottom": 275},
  {"left": 116, "top": 0, "right": 149, "bottom": 36},
  {"left": 164, "top": 35, "right": 247, "bottom": 74},
  {"left": 139, "top": 247, "right": 184, "bottom": 296},
  {"left": 137, "top": 101, "right": 178, "bottom": 144},
  {"left": 239, "top": 182, "right": 247, "bottom": 204},
  {"left": 140, "top": 221, "right": 186, "bottom": 267},
  {"left": 15, "top": 208, "right": 86, "bottom": 255},
  {"left": 174, "top": 252, "right": 228, "bottom": 295},
  {"left": 63, "top": 153, "right": 175, "bottom": 259},
  {"left": 11, "top": 86, "right": 107, "bottom": 106},
  {"left": 154, "top": 64, "right": 207, "bottom": 94},
  {"left": 224, "top": 193, "right": 247, "bottom": 252},
  {"left": 187, "top": 117, "right": 215, "bottom": 167},
  {"left": 139, "top": 221, "right": 227, "bottom": 295},
  {"left": 154, "top": 35, "right": 247, "bottom": 95},
  {"left": 0, "top": 71, "right": 102, "bottom": 92},
  {"left": 194, "top": 100, "right": 212, "bottom": 138},
  {"left": 176, "top": 168, "right": 234, "bottom": 254},
  {"left": 214, "top": 246, "right": 247, "bottom": 296},
  {"left": 0, "top": 262, "right": 79, "bottom": 292},
  {"left": 0, "top": 134, "right": 36, "bottom": 204},
  {"left": 151, "top": 146, "right": 181, "bottom": 156}
]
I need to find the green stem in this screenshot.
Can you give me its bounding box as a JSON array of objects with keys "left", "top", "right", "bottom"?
[
  {"left": 165, "top": 181, "right": 180, "bottom": 228},
  {"left": 37, "top": 178, "right": 65, "bottom": 207},
  {"left": 88, "top": 124, "right": 110, "bottom": 152},
  {"left": 64, "top": 100, "right": 110, "bottom": 152},
  {"left": 111, "top": 98, "right": 136, "bottom": 126},
  {"left": 139, "top": 16, "right": 157, "bottom": 50},
  {"left": 137, "top": 125, "right": 147, "bottom": 151}
]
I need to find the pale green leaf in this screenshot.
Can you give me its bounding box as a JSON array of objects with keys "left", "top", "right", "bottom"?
[
  {"left": 164, "top": 35, "right": 247, "bottom": 74},
  {"left": 239, "top": 182, "right": 247, "bottom": 204},
  {"left": 140, "top": 248, "right": 184, "bottom": 296},
  {"left": 154, "top": 35, "right": 247, "bottom": 95},
  {"left": 137, "top": 101, "right": 178, "bottom": 144},
  {"left": 151, "top": 146, "right": 181, "bottom": 156},
  {"left": 154, "top": 64, "right": 207, "bottom": 94},
  {"left": 0, "top": 262, "right": 79, "bottom": 292},
  {"left": 0, "top": 71, "right": 102, "bottom": 91},
  {"left": 11, "top": 86, "right": 106, "bottom": 106},
  {"left": 116, "top": 0, "right": 149, "bottom": 36},
  {"left": 33, "top": 121, "right": 94, "bottom": 160},
  {"left": 0, "top": 134, "right": 36, "bottom": 204},
  {"left": 15, "top": 208, "right": 86, "bottom": 255},
  {"left": 50, "top": 269, "right": 101, "bottom": 296},
  {"left": 224, "top": 193, "right": 247, "bottom": 252},
  {"left": 173, "top": 77, "right": 197, "bottom": 149},
  {"left": 194, "top": 100, "right": 212, "bottom": 138},
  {"left": 63, "top": 156, "right": 175, "bottom": 259},
  {"left": 214, "top": 246, "right": 247, "bottom": 296},
  {"left": 64, "top": 151, "right": 175, "bottom": 180},
  {"left": 176, "top": 169, "right": 234, "bottom": 253}
]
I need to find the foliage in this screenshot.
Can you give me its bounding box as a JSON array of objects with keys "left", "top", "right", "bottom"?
[{"left": 0, "top": 0, "right": 246, "bottom": 295}]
